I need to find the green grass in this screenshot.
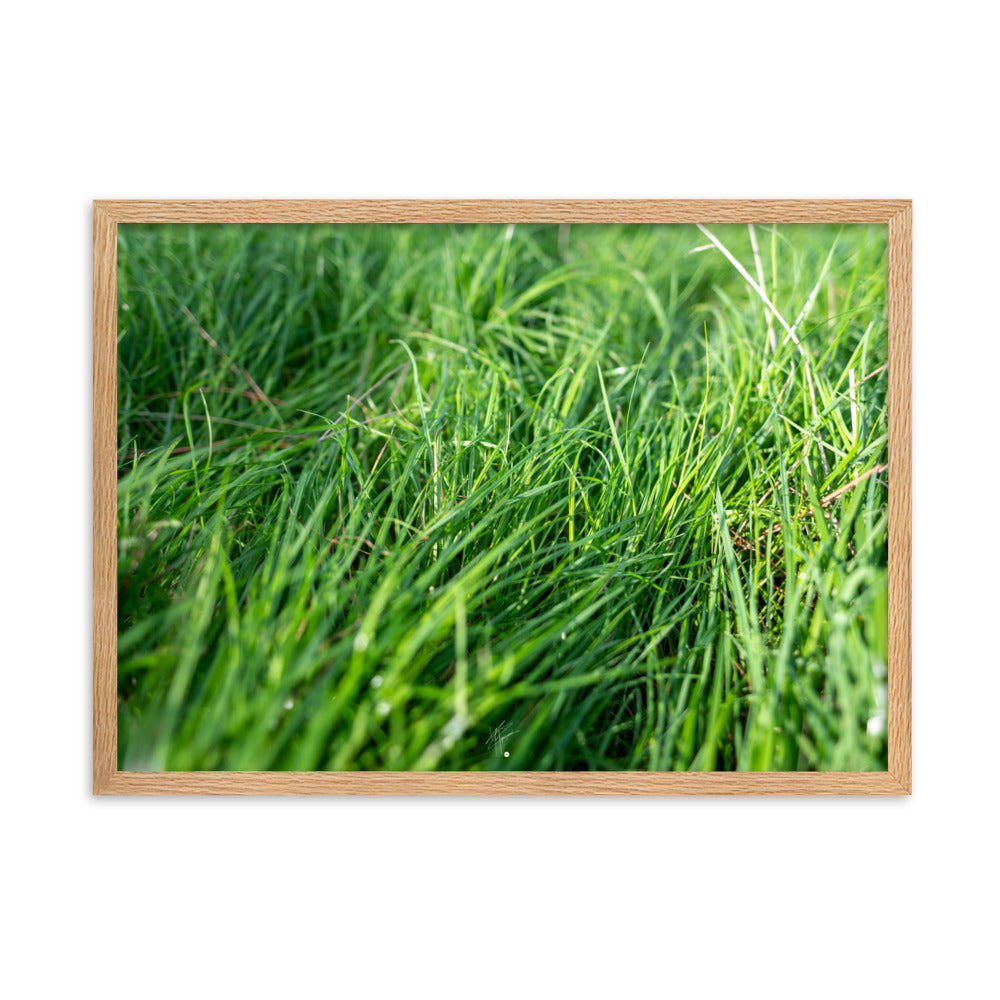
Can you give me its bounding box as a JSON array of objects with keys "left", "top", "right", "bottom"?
[{"left": 117, "top": 220, "right": 889, "bottom": 771}]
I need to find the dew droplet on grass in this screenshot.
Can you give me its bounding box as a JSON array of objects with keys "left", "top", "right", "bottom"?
[
  {"left": 370, "top": 674, "right": 383, "bottom": 689},
  {"left": 353, "top": 631, "right": 370, "bottom": 653}
]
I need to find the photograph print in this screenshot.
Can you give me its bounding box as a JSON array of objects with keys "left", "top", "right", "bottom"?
[{"left": 115, "top": 217, "right": 891, "bottom": 773}]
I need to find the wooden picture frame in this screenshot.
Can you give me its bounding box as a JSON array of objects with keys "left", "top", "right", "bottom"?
[{"left": 94, "top": 199, "right": 911, "bottom": 794}]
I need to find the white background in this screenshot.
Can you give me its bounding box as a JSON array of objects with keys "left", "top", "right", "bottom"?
[{"left": 3, "top": 3, "right": 997, "bottom": 997}]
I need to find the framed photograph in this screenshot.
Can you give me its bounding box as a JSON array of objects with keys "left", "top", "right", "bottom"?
[{"left": 94, "top": 200, "right": 911, "bottom": 794}]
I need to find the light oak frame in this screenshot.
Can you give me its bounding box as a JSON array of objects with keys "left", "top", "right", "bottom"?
[{"left": 93, "top": 200, "right": 911, "bottom": 795}]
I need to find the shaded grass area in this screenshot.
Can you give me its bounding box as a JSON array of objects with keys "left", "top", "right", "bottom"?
[{"left": 117, "top": 221, "right": 889, "bottom": 771}]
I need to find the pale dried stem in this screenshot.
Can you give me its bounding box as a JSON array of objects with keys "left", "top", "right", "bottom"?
[
  {"left": 181, "top": 305, "right": 276, "bottom": 409},
  {"left": 748, "top": 224, "right": 777, "bottom": 354},
  {"left": 820, "top": 463, "right": 887, "bottom": 506},
  {"left": 696, "top": 225, "right": 831, "bottom": 477}
]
